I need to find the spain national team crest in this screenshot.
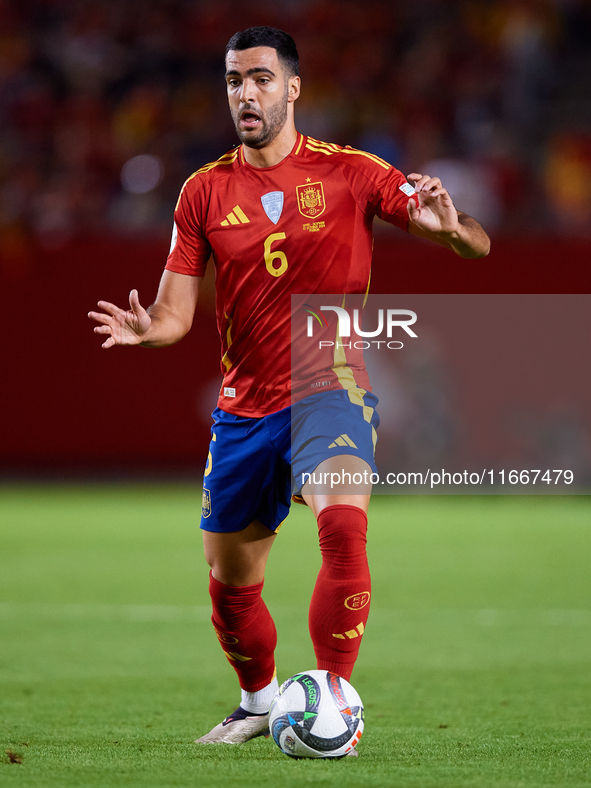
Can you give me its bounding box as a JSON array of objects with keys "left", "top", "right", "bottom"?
[
  {"left": 202, "top": 487, "right": 211, "bottom": 518},
  {"left": 296, "top": 181, "right": 326, "bottom": 218}
]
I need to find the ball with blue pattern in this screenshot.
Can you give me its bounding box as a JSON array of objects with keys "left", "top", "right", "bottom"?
[{"left": 269, "top": 670, "right": 364, "bottom": 758}]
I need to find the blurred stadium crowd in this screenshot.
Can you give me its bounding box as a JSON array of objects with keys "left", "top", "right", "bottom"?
[{"left": 1, "top": 0, "right": 591, "bottom": 250}]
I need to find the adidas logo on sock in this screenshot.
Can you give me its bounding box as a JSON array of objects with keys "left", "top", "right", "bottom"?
[
  {"left": 332, "top": 622, "right": 365, "bottom": 640},
  {"left": 328, "top": 434, "right": 358, "bottom": 449},
  {"left": 221, "top": 205, "right": 250, "bottom": 226},
  {"left": 223, "top": 650, "right": 252, "bottom": 662}
]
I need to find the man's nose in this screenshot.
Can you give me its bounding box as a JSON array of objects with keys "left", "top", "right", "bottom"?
[{"left": 239, "top": 78, "right": 256, "bottom": 104}]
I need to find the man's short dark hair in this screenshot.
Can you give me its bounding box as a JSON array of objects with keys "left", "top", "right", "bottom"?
[{"left": 225, "top": 26, "right": 299, "bottom": 78}]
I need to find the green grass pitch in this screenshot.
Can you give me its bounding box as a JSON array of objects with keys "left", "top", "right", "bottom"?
[{"left": 1, "top": 486, "right": 590, "bottom": 787}]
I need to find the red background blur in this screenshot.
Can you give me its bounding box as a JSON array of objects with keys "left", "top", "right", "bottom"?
[
  {"left": 2, "top": 0, "right": 591, "bottom": 476},
  {"left": 2, "top": 231, "right": 589, "bottom": 475}
]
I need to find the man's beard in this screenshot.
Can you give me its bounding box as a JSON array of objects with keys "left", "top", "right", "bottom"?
[{"left": 232, "top": 90, "right": 289, "bottom": 149}]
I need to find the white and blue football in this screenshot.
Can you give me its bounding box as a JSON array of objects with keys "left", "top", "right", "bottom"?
[{"left": 269, "top": 670, "right": 364, "bottom": 758}]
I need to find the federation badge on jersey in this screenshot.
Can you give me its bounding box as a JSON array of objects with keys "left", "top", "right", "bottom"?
[
  {"left": 399, "top": 182, "right": 416, "bottom": 196},
  {"left": 261, "top": 191, "right": 284, "bottom": 224},
  {"left": 296, "top": 181, "right": 326, "bottom": 218},
  {"left": 202, "top": 487, "right": 211, "bottom": 518}
]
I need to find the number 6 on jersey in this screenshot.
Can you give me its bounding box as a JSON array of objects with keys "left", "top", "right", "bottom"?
[{"left": 264, "top": 232, "right": 288, "bottom": 277}]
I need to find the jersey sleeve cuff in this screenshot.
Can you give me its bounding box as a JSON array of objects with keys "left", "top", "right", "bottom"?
[{"left": 165, "top": 260, "right": 206, "bottom": 277}]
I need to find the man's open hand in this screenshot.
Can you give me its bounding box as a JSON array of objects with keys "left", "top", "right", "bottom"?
[{"left": 88, "top": 289, "right": 151, "bottom": 349}]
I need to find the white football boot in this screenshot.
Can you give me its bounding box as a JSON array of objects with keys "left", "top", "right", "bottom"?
[{"left": 194, "top": 706, "right": 269, "bottom": 744}]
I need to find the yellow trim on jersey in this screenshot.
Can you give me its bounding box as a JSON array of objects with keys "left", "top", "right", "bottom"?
[
  {"left": 331, "top": 295, "right": 374, "bottom": 425},
  {"left": 307, "top": 142, "right": 391, "bottom": 170},
  {"left": 363, "top": 269, "right": 371, "bottom": 308},
  {"left": 308, "top": 137, "right": 391, "bottom": 169},
  {"left": 221, "top": 313, "right": 233, "bottom": 372},
  {"left": 307, "top": 137, "right": 341, "bottom": 153},
  {"left": 332, "top": 346, "right": 372, "bottom": 422},
  {"left": 346, "top": 148, "right": 391, "bottom": 169},
  {"left": 175, "top": 171, "right": 198, "bottom": 211},
  {"left": 306, "top": 142, "right": 341, "bottom": 156},
  {"left": 294, "top": 133, "right": 305, "bottom": 156},
  {"left": 197, "top": 148, "right": 238, "bottom": 174},
  {"left": 306, "top": 139, "right": 391, "bottom": 170},
  {"left": 175, "top": 149, "right": 238, "bottom": 210}
]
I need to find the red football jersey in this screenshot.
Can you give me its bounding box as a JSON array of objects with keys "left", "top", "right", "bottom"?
[{"left": 166, "top": 133, "right": 415, "bottom": 417}]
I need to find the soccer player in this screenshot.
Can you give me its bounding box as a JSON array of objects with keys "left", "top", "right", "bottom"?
[{"left": 89, "top": 27, "right": 489, "bottom": 749}]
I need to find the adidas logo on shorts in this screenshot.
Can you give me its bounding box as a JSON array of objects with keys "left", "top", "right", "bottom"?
[{"left": 328, "top": 434, "right": 358, "bottom": 449}]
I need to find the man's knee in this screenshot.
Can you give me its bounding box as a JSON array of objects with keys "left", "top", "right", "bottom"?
[{"left": 202, "top": 520, "right": 275, "bottom": 587}]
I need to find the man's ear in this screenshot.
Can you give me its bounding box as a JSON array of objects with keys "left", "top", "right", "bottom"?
[{"left": 288, "top": 76, "right": 301, "bottom": 103}]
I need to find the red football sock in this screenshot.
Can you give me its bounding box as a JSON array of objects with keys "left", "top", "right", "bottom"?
[
  {"left": 309, "top": 505, "right": 371, "bottom": 681},
  {"left": 209, "top": 572, "right": 277, "bottom": 692}
]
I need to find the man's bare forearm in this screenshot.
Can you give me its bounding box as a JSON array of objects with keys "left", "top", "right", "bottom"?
[
  {"left": 140, "top": 303, "right": 192, "bottom": 347},
  {"left": 438, "top": 212, "right": 491, "bottom": 259},
  {"left": 137, "top": 270, "right": 200, "bottom": 348}
]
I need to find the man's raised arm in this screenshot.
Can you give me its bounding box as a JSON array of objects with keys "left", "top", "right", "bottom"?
[
  {"left": 406, "top": 172, "right": 491, "bottom": 259},
  {"left": 88, "top": 270, "right": 202, "bottom": 349}
]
